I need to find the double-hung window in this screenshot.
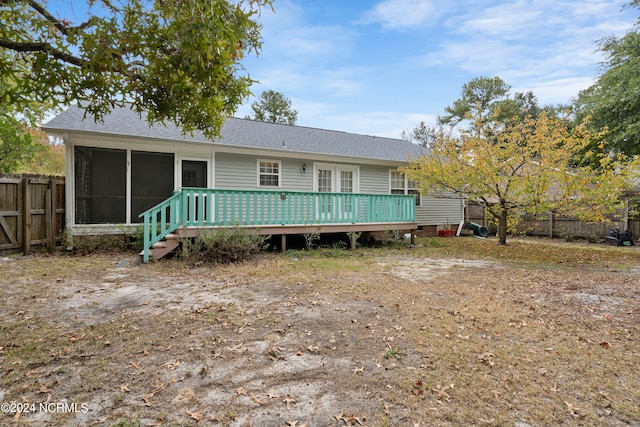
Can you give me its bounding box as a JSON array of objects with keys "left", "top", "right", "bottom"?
[
  {"left": 258, "top": 160, "right": 281, "bottom": 187},
  {"left": 390, "top": 171, "right": 421, "bottom": 206}
]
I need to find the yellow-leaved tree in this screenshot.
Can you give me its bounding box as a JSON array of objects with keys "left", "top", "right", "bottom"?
[{"left": 402, "top": 110, "right": 639, "bottom": 245}]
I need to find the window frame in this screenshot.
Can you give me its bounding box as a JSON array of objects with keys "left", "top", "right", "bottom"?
[
  {"left": 257, "top": 159, "right": 282, "bottom": 188},
  {"left": 389, "top": 170, "right": 421, "bottom": 206},
  {"left": 313, "top": 163, "right": 359, "bottom": 193}
]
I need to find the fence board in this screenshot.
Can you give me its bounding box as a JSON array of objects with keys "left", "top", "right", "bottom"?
[
  {"left": 0, "top": 174, "right": 65, "bottom": 256},
  {"left": 467, "top": 202, "right": 638, "bottom": 240}
]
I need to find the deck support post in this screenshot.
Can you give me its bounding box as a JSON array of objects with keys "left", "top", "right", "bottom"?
[
  {"left": 411, "top": 230, "right": 416, "bottom": 245},
  {"left": 349, "top": 233, "right": 357, "bottom": 250},
  {"left": 281, "top": 234, "right": 286, "bottom": 252}
]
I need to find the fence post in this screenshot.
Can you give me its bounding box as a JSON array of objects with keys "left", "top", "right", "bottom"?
[
  {"left": 549, "top": 213, "right": 554, "bottom": 239},
  {"left": 51, "top": 179, "right": 58, "bottom": 247},
  {"left": 22, "top": 178, "right": 31, "bottom": 255},
  {"left": 45, "top": 189, "right": 53, "bottom": 251}
]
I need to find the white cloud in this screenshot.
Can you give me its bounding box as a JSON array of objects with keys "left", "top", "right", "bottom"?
[
  {"left": 298, "top": 109, "right": 437, "bottom": 139},
  {"left": 514, "top": 77, "right": 596, "bottom": 105},
  {"left": 239, "top": 0, "right": 638, "bottom": 134},
  {"left": 360, "top": 0, "right": 441, "bottom": 30},
  {"left": 418, "top": 0, "right": 634, "bottom": 103},
  {"left": 254, "top": 0, "right": 357, "bottom": 61}
]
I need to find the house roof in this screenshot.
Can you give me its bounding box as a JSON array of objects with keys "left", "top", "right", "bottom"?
[{"left": 42, "top": 105, "right": 427, "bottom": 163}]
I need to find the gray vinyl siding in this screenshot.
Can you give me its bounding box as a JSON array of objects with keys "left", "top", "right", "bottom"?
[
  {"left": 215, "top": 152, "right": 314, "bottom": 191},
  {"left": 360, "top": 165, "right": 391, "bottom": 194},
  {"left": 417, "top": 195, "right": 465, "bottom": 226},
  {"left": 281, "top": 158, "right": 314, "bottom": 191},
  {"left": 215, "top": 153, "right": 256, "bottom": 189}
]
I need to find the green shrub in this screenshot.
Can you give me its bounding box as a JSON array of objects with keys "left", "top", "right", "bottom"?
[{"left": 179, "top": 228, "right": 269, "bottom": 264}]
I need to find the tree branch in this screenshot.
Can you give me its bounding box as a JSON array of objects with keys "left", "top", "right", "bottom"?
[
  {"left": 28, "top": 0, "right": 69, "bottom": 35},
  {"left": 0, "top": 38, "right": 84, "bottom": 67},
  {"left": 70, "top": 16, "right": 99, "bottom": 31}
]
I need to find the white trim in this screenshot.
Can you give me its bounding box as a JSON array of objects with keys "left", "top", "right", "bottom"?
[
  {"left": 257, "top": 158, "right": 282, "bottom": 188},
  {"left": 313, "top": 162, "right": 360, "bottom": 193},
  {"left": 126, "top": 150, "right": 132, "bottom": 225},
  {"left": 63, "top": 133, "right": 75, "bottom": 228},
  {"left": 178, "top": 155, "right": 213, "bottom": 189}
]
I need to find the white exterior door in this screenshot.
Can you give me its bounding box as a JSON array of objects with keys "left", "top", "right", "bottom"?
[{"left": 314, "top": 163, "right": 359, "bottom": 221}]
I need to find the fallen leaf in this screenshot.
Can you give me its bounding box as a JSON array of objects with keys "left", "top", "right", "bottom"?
[
  {"left": 120, "top": 383, "right": 130, "bottom": 392},
  {"left": 478, "top": 352, "right": 495, "bottom": 367},
  {"left": 600, "top": 341, "right": 611, "bottom": 349},
  {"left": 185, "top": 409, "right": 203, "bottom": 421},
  {"left": 433, "top": 383, "right": 451, "bottom": 400},
  {"left": 69, "top": 334, "right": 85, "bottom": 342},
  {"left": 162, "top": 361, "right": 181, "bottom": 370},
  {"left": 235, "top": 387, "right": 247, "bottom": 396},
  {"left": 353, "top": 366, "right": 364, "bottom": 374},
  {"left": 564, "top": 401, "right": 585, "bottom": 419},
  {"left": 172, "top": 388, "right": 195, "bottom": 405},
  {"left": 284, "top": 397, "right": 296, "bottom": 411},
  {"left": 250, "top": 392, "right": 265, "bottom": 405},
  {"left": 97, "top": 415, "right": 113, "bottom": 424},
  {"left": 383, "top": 402, "right": 392, "bottom": 415}
]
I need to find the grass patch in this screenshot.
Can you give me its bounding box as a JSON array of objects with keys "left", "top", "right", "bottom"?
[{"left": 383, "top": 346, "right": 405, "bottom": 360}]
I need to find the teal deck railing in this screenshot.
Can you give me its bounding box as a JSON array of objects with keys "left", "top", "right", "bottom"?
[{"left": 139, "top": 188, "right": 416, "bottom": 262}]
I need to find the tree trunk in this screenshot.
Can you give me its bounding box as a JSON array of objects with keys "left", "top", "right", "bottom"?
[{"left": 498, "top": 207, "right": 508, "bottom": 245}]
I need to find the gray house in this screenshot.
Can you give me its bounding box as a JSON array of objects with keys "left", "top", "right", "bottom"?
[{"left": 43, "top": 105, "right": 464, "bottom": 260}]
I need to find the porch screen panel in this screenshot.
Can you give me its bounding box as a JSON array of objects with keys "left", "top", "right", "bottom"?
[
  {"left": 131, "top": 151, "right": 175, "bottom": 222},
  {"left": 74, "top": 146, "right": 126, "bottom": 224}
]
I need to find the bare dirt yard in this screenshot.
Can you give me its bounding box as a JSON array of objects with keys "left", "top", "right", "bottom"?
[{"left": 1, "top": 237, "right": 640, "bottom": 427}]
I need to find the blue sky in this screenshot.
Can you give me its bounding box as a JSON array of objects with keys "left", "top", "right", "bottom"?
[{"left": 236, "top": 0, "right": 638, "bottom": 138}]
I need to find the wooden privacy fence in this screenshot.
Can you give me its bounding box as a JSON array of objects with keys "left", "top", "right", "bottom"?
[
  {"left": 466, "top": 201, "right": 640, "bottom": 240},
  {"left": 0, "top": 175, "right": 65, "bottom": 256},
  {"left": 517, "top": 214, "right": 639, "bottom": 240}
]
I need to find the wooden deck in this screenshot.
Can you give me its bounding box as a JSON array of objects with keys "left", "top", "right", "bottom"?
[{"left": 140, "top": 188, "right": 418, "bottom": 261}]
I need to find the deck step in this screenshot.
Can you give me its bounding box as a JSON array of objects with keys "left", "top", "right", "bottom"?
[{"left": 139, "top": 235, "right": 181, "bottom": 261}]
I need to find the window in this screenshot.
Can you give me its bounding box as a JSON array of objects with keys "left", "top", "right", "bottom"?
[
  {"left": 314, "top": 163, "right": 359, "bottom": 193},
  {"left": 182, "top": 160, "right": 207, "bottom": 188},
  {"left": 390, "top": 171, "right": 421, "bottom": 206},
  {"left": 258, "top": 160, "right": 280, "bottom": 187},
  {"left": 131, "top": 151, "right": 174, "bottom": 222},
  {"left": 317, "top": 169, "right": 332, "bottom": 192},
  {"left": 340, "top": 170, "right": 353, "bottom": 193},
  {"left": 74, "top": 146, "right": 126, "bottom": 224}
]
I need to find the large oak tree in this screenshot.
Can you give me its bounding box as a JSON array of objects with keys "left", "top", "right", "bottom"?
[{"left": 0, "top": 0, "right": 272, "bottom": 140}]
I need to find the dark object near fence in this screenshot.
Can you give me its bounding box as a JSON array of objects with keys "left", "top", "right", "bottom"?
[
  {"left": 605, "top": 229, "right": 634, "bottom": 246},
  {"left": 464, "top": 222, "right": 490, "bottom": 238}
]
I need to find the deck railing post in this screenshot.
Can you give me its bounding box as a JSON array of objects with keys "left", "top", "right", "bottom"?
[{"left": 143, "top": 212, "right": 150, "bottom": 262}]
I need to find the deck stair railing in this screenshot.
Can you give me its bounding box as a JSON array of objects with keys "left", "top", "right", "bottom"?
[{"left": 140, "top": 188, "right": 416, "bottom": 262}]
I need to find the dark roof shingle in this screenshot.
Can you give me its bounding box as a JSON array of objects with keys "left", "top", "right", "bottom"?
[{"left": 42, "top": 105, "right": 427, "bottom": 162}]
